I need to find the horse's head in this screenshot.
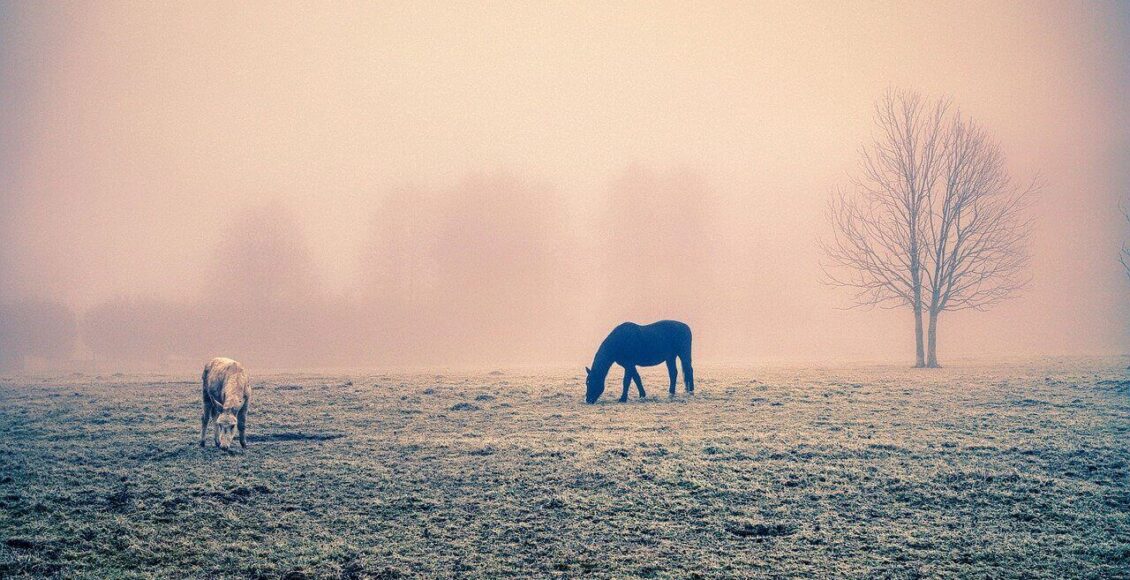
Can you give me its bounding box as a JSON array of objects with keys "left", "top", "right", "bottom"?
[{"left": 584, "top": 367, "right": 605, "bottom": 404}]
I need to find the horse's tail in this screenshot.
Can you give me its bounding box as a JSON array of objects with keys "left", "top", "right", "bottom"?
[{"left": 680, "top": 323, "right": 694, "bottom": 392}]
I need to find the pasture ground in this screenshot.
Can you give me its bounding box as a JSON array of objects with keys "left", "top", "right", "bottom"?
[{"left": 1, "top": 358, "right": 1128, "bottom": 578}]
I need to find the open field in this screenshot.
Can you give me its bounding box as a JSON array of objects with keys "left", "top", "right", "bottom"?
[{"left": 1, "top": 358, "right": 1128, "bottom": 578}]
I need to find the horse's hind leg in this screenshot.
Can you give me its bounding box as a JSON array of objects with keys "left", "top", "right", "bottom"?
[
  {"left": 620, "top": 367, "right": 632, "bottom": 403},
  {"left": 681, "top": 351, "right": 695, "bottom": 394},
  {"left": 666, "top": 357, "right": 678, "bottom": 397},
  {"left": 632, "top": 367, "right": 646, "bottom": 399}
]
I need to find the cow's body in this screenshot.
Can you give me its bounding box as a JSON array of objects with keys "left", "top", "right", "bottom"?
[{"left": 201, "top": 357, "right": 250, "bottom": 450}]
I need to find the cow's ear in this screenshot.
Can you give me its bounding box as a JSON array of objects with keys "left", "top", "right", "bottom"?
[{"left": 585, "top": 367, "right": 591, "bottom": 376}]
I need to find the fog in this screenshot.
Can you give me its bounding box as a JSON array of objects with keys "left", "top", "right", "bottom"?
[{"left": 2, "top": 1, "right": 1128, "bottom": 370}]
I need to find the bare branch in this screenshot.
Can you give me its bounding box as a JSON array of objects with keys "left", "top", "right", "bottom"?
[
  {"left": 1122, "top": 202, "right": 1130, "bottom": 282},
  {"left": 821, "top": 89, "right": 946, "bottom": 314},
  {"left": 925, "top": 111, "right": 1034, "bottom": 314}
]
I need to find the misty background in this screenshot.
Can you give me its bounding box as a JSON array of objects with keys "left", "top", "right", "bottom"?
[{"left": 1, "top": 1, "right": 1128, "bottom": 371}]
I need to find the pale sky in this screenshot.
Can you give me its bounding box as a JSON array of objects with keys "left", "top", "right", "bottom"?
[{"left": 2, "top": 1, "right": 1127, "bottom": 365}]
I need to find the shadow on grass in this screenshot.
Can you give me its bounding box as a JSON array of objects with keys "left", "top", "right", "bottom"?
[{"left": 250, "top": 432, "right": 345, "bottom": 444}]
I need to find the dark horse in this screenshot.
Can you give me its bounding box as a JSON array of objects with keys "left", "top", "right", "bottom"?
[{"left": 585, "top": 320, "right": 694, "bottom": 404}]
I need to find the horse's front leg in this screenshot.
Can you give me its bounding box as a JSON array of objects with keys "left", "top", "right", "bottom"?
[
  {"left": 620, "top": 366, "right": 633, "bottom": 403},
  {"left": 632, "top": 368, "right": 645, "bottom": 399}
]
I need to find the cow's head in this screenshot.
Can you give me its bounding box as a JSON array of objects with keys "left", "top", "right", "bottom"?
[
  {"left": 209, "top": 392, "right": 238, "bottom": 450},
  {"left": 215, "top": 411, "right": 237, "bottom": 450}
]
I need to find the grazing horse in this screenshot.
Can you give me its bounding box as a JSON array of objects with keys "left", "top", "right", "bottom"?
[{"left": 585, "top": 320, "right": 694, "bottom": 404}]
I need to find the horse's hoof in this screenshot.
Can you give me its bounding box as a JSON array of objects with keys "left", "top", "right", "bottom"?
[{"left": 618, "top": 398, "right": 628, "bottom": 403}]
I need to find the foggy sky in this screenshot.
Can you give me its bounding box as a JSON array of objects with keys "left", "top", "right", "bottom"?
[{"left": 2, "top": 1, "right": 1128, "bottom": 368}]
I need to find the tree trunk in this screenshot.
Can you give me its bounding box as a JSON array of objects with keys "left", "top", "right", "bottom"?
[
  {"left": 926, "top": 308, "right": 940, "bottom": 368},
  {"left": 914, "top": 306, "right": 925, "bottom": 367},
  {"left": 912, "top": 275, "right": 925, "bottom": 367}
]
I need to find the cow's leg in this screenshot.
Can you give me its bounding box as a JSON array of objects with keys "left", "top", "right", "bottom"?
[
  {"left": 681, "top": 350, "right": 694, "bottom": 394},
  {"left": 620, "top": 366, "right": 632, "bottom": 403},
  {"left": 237, "top": 403, "right": 248, "bottom": 449},
  {"left": 200, "top": 395, "right": 211, "bottom": 447},
  {"left": 666, "top": 357, "right": 678, "bottom": 396},
  {"left": 214, "top": 417, "right": 221, "bottom": 447}
]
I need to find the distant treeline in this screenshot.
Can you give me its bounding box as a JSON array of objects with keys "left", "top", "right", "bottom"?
[
  {"left": 1, "top": 170, "right": 744, "bottom": 371},
  {"left": 0, "top": 300, "right": 78, "bottom": 370}
]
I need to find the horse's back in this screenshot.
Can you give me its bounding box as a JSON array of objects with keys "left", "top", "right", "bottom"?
[
  {"left": 645, "top": 320, "right": 691, "bottom": 340},
  {"left": 605, "top": 320, "right": 691, "bottom": 366},
  {"left": 611, "top": 320, "right": 690, "bottom": 337},
  {"left": 639, "top": 320, "right": 691, "bottom": 350}
]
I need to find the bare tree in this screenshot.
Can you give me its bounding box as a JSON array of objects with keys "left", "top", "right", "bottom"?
[
  {"left": 822, "top": 89, "right": 949, "bottom": 367},
  {"left": 823, "top": 89, "right": 1034, "bottom": 367},
  {"left": 921, "top": 113, "right": 1036, "bottom": 367}
]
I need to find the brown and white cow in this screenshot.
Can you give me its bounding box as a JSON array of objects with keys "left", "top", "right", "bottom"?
[{"left": 200, "top": 357, "right": 250, "bottom": 450}]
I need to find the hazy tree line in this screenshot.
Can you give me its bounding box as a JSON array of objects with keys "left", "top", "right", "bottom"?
[
  {"left": 5, "top": 90, "right": 1124, "bottom": 371},
  {"left": 0, "top": 171, "right": 723, "bottom": 371},
  {"left": 0, "top": 300, "right": 77, "bottom": 370}
]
